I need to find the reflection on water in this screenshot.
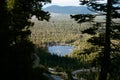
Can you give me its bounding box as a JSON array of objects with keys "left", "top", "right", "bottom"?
[{"left": 48, "top": 45, "right": 74, "bottom": 56}]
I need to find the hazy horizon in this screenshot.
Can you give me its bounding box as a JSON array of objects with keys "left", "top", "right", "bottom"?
[
  {"left": 43, "top": 0, "right": 80, "bottom": 8},
  {"left": 43, "top": 0, "right": 108, "bottom": 8}
]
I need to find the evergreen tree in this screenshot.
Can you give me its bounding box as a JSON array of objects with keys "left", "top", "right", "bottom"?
[
  {"left": 0, "top": 0, "right": 51, "bottom": 80},
  {"left": 71, "top": 0, "right": 120, "bottom": 80}
]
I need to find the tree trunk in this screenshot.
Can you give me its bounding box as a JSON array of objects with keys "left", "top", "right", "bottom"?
[{"left": 99, "top": 0, "right": 112, "bottom": 80}]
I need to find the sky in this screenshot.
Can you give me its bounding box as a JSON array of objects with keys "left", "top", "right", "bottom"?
[
  {"left": 43, "top": 0, "right": 80, "bottom": 7},
  {"left": 51, "top": 0, "right": 80, "bottom": 6},
  {"left": 43, "top": 0, "right": 108, "bottom": 8}
]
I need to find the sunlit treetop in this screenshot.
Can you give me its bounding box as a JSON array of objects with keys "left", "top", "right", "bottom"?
[{"left": 7, "top": 0, "right": 15, "bottom": 10}]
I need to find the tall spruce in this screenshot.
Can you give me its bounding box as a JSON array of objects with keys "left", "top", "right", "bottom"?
[
  {"left": 71, "top": 0, "right": 120, "bottom": 80},
  {"left": 99, "top": 0, "right": 112, "bottom": 80}
]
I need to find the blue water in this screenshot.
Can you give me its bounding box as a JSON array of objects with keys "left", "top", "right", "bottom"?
[
  {"left": 48, "top": 45, "right": 74, "bottom": 56},
  {"left": 43, "top": 5, "right": 97, "bottom": 15}
]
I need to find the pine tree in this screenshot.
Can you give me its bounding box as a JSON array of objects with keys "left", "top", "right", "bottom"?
[
  {"left": 71, "top": 0, "right": 120, "bottom": 80},
  {"left": 0, "top": 0, "right": 51, "bottom": 80}
]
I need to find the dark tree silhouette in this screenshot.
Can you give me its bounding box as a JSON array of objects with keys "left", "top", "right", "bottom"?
[
  {"left": 99, "top": 0, "right": 112, "bottom": 80},
  {"left": 0, "top": 0, "right": 51, "bottom": 80},
  {"left": 71, "top": 0, "right": 120, "bottom": 80}
]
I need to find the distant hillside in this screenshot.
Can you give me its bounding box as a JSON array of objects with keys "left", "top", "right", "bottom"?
[{"left": 43, "top": 5, "right": 97, "bottom": 15}]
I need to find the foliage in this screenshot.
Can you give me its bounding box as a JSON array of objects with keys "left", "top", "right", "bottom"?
[
  {"left": 36, "top": 47, "right": 82, "bottom": 70},
  {"left": 81, "top": 0, "right": 120, "bottom": 18},
  {"left": 71, "top": 0, "right": 120, "bottom": 80},
  {"left": 0, "top": 0, "right": 51, "bottom": 80},
  {"left": 70, "top": 14, "right": 95, "bottom": 23},
  {"left": 30, "top": 13, "right": 100, "bottom": 70},
  {"left": 32, "top": 66, "right": 50, "bottom": 80},
  {"left": 76, "top": 72, "right": 99, "bottom": 80},
  {"left": 30, "top": 14, "right": 93, "bottom": 48}
]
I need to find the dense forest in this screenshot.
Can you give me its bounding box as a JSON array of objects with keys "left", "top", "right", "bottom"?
[
  {"left": 1, "top": 0, "right": 120, "bottom": 80},
  {"left": 30, "top": 13, "right": 93, "bottom": 49},
  {"left": 30, "top": 0, "right": 120, "bottom": 79}
]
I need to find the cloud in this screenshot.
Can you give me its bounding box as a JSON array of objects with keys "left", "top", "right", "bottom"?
[
  {"left": 51, "top": 0, "right": 80, "bottom": 6},
  {"left": 43, "top": 0, "right": 80, "bottom": 8}
]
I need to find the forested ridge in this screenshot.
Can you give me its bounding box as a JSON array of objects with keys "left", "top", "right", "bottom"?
[{"left": 0, "top": 0, "right": 120, "bottom": 80}]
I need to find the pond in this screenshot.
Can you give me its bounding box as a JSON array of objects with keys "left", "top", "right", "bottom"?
[{"left": 48, "top": 45, "right": 74, "bottom": 56}]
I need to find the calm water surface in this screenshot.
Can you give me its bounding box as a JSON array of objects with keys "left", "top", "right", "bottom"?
[{"left": 48, "top": 45, "right": 74, "bottom": 56}]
